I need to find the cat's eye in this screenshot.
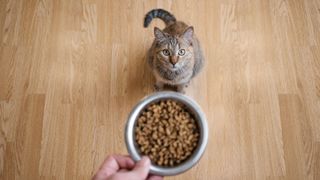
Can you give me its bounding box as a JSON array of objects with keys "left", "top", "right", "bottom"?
[
  {"left": 178, "top": 49, "right": 186, "bottom": 56},
  {"left": 162, "top": 49, "right": 170, "bottom": 56}
]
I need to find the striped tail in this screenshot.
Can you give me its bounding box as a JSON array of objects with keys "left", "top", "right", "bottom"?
[{"left": 143, "top": 9, "right": 176, "bottom": 28}]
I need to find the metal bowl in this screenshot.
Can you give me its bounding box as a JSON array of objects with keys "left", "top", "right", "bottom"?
[{"left": 125, "top": 91, "right": 208, "bottom": 176}]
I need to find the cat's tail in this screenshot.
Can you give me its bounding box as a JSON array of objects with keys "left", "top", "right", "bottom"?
[{"left": 144, "top": 9, "right": 176, "bottom": 28}]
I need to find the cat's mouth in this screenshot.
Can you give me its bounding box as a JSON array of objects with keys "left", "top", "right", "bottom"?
[{"left": 169, "top": 64, "right": 178, "bottom": 69}]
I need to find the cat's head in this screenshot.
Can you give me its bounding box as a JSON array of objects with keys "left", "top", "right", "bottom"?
[{"left": 153, "top": 26, "right": 194, "bottom": 70}]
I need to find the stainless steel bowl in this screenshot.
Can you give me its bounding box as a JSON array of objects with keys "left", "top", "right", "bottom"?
[{"left": 125, "top": 91, "right": 208, "bottom": 176}]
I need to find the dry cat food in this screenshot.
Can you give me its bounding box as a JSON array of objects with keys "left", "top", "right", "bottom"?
[{"left": 135, "top": 99, "right": 199, "bottom": 166}]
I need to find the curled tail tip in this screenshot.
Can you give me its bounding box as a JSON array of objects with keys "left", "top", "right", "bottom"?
[
  {"left": 144, "top": 15, "right": 152, "bottom": 27},
  {"left": 143, "top": 9, "right": 176, "bottom": 28},
  {"left": 143, "top": 21, "right": 148, "bottom": 28}
]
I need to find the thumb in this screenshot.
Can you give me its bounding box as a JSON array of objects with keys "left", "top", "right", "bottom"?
[
  {"left": 129, "top": 156, "right": 151, "bottom": 179},
  {"left": 109, "top": 157, "right": 151, "bottom": 180}
]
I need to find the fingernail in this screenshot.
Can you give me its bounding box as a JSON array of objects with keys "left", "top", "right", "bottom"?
[{"left": 140, "top": 156, "right": 150, "bottom": 166}]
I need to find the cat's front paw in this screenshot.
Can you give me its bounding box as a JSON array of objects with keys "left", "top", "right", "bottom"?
[
  {"left": 176, "top": 85, "right": 186, "bottom": 94},
  {"left": 154, "top": 84, "right": 162, "bottom": 91},
  {"left": 177, "top": 89, "right": 186, "bottom": 94},
  {"left": 154, "top": 81, "right": 164, "bottom": 92}
]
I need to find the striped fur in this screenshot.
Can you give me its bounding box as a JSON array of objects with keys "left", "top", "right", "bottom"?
[
  {"left": 145, "top": 9, "right": 205, "bottom": 93},
  {"left": 144, "top": 9, "right": 176, "bottom": 27}
]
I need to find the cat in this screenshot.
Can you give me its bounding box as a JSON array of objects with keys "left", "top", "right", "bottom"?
[{"left": 144, "top": 9, "right": 205, "bottom": 93}]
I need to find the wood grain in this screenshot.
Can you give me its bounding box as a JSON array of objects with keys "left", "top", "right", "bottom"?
[{"left": 0, "top": 0, "right": 320, "bottom": 179}]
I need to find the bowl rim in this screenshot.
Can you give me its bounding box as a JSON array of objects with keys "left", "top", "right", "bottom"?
[{"left": 125, "top": 91, "right": 209, "bottom": 176}]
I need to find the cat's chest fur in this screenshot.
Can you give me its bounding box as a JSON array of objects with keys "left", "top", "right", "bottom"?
[{"left": 153, "top": 63, "right": 193, "bottom": 85}]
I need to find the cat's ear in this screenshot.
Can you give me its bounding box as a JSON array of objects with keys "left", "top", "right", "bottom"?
[
  {"left": 182, "top": 26, "right": 194, "bottom": 44},
  {"left": 154, "top": 27, "right": 166, "bottom": 41}
]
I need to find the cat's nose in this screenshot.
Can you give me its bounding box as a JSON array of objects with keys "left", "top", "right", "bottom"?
[{"left": 170, "top": 56, "right": 178, "bottom": 65}]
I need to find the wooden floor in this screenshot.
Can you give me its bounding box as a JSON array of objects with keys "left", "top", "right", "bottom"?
[{"left": 0, "top": 0, "right": 320, "bottom": 179}]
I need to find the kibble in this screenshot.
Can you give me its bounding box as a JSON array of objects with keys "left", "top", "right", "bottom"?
[{"left": 135, "top": 99, "right": 199, "bottom": 167}]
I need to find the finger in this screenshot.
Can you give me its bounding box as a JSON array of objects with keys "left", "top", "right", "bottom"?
[
  {"left": 118, "top": 169, "right": 129, "bottom": 173},
  {"left": 94, "top": 156, "right": 119, "bottom": 180},
  {"left": 94, "top": 155, "right": 135, "bottom": 179},
  {"left": 112, "top": 155, "right": 135, "bottom": 169},
  {"left": 111, "top": 156, "right": 151, "bottom": 180},
  {"left": 147, "top": 175, "right": 163, "bottom": 180},
  {"left": 129, "top": 156, "right": 151, "bottom": 179},
  {"left": 99, "top": 155, "right": 135, "bottom": 172}
]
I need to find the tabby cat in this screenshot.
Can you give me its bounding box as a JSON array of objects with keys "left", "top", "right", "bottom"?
[{"left": 144, "top": 9, "right": 205, "bottom": 93}]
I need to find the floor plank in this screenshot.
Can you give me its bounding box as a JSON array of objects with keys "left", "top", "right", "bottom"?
[{"left": 0, "top": 0, "right": 320, "bottom": 179}]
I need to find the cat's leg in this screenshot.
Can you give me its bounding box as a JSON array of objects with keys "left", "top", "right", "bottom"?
[
  {"left": 176, "top": 81, "right": 191, "bottom": 94},
  {"left": 154, "top": 80, "right": 164, "bottom": 91},
  {"left": 176, "top": 84, "right": 186, "bottom": 94},
  {"left": 184, "top": 80, "right": 190, "bottom": 88}
]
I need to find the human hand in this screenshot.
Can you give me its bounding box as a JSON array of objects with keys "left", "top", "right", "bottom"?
[{"left": 93, "top": 155, "right": 163, "bottom": 180}]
